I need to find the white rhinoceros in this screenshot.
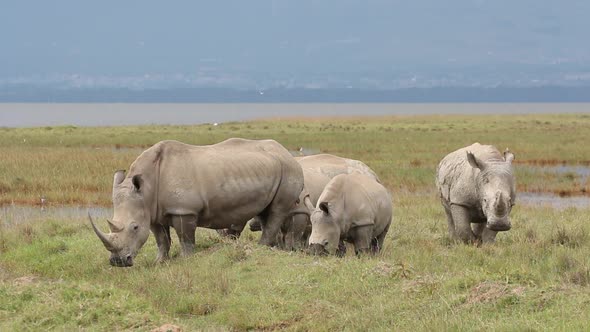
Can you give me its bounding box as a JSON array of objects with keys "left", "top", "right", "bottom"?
[
  {"left": 249, "top": 153, "right": 381, "bottom": 251},
  {"left": 436, "top": 142, "right": 516, "bottom": 243},
  {"left": 308, "top": 172, "right": 393, "bottom": 256},
  {"left": 90, "top": 138, "right": 304, "bottom": 266}
]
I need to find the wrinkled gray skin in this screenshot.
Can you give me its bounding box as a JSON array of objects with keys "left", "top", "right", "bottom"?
[
  {"left": 296, "top": 154, "right": 380, "bottom": 183},
  {"left": 435, "top": 143, "right": 516, "bottom": 244},
  {"left": 90, "top": 139, "right": 304, "bottom": 267},
  {"left": 249, "top": 154, "right": 381, "bottom": 251},
  {"left": 308, "top": 173, "right": 393, "bottom": 256}
]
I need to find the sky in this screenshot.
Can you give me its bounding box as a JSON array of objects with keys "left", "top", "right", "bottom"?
[{"left": 1, "top": 1, "right": 589, "bottom": 81}]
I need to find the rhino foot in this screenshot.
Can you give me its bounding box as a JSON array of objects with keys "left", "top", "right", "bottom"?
[{"left": 154, "top": 255, "right": 170, "bottom": 264}]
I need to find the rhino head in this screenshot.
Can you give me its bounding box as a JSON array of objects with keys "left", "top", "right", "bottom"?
[
  {"left": 308, "top": 201, "right": 341, "bottom": 255},
  {"left": 467, "top": 149, "right": 516, "bottom": 232},
  {"left": 89, "top": 170, "right": 151, "bottom": 267}
]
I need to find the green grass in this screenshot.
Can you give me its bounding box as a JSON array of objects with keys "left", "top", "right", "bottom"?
[
  {"left": 1, "top": 114, "right": 590, "bottom": 205},
  {"left": 1, "top": 114, "right": 590, "bottom": 330}
]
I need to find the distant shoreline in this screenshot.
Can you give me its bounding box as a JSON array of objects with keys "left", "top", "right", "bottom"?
[
  {"left": 1, "top": 103, "right": 589, "bottom": 128},
  {"left": 2, "top": 86, "right": 590, "bottom": 104}
]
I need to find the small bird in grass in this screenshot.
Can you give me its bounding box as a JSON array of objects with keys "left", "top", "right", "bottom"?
[{"left": 40, "top": 196, "right": 46, "bottom": 211}]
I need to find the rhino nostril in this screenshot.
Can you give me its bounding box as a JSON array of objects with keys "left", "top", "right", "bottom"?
[{"left": 322, "top": 239, "right": 329, "bottom": 246}]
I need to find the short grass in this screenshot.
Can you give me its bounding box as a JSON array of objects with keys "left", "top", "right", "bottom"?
[
  {"left": 1, "top": 114, "right": 590, "bottom": 205},
  {"left": 1, "top": 113, "right": 590, "bottom": 330}
]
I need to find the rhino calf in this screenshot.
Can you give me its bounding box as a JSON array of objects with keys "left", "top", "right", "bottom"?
[
  {"left": 308, "top": 172, "right": 392, "bottom": 256},
  {"left": 435, "top": 143, "right": 516, "bottom": 243},
  {"left": 248, "top": 153, "right": 381, "bottom": 251}
]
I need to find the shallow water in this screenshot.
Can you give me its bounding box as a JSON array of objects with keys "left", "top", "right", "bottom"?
[
  {"left": 518, "top": 192, "right": 590, "bottom": 209},
  {"left": 553, "top": 165, "right": 590, "bottom": 183},
  {"left": 0, "top": 205, "right": 111, "bottom": 226}
]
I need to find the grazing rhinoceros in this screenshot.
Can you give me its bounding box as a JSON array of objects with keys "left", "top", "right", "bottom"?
[
  {"left": 435, "top": 143, "right": 516, "bottom": 243},
  {"left": 296, "top": 154, "right": 380, "bottom": 183},
  {"left": 249, "top": 154, "right": 381, "bottom": 250},
  {"left": 308, "top": 172, "right": 393, "bottom": 256},
  {"left": 89, "top": 138, "right": 304, "bottom": 267}
]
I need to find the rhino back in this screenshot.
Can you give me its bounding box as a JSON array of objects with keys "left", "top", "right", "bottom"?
[
  {"left": 142, "top": 139, "right": 300, "bottom": 229},
  {"left": 301, "top": 168, "right": 332, "bottom": 205},
  {"left": 297, "top": 154, "right": 380, "bottom": 182},
  {"left": 342, "top": 173, "right": 392, "bottom": 236},
  {"left": 319, "top": 173, "right": 392, "bottom": 236}
]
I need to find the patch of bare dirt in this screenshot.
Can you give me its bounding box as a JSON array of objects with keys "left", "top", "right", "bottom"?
[
  {"left": 13, "top": 275, "right": 38, "bottom": 286},
  {"left": 151, "top": 324, "right": 182, "bottom": 332},
  {"left": 465, "top": 281, "right": 525, "bottom": 305},
  {"left": 255, "top": 316, "right": 302, "bottom": 331},
  {"left": 403, "top": 275, "right": 440, "bottom": 294},
  {"left": 373, "top": 261, "right": 413, "bottom": 279}
]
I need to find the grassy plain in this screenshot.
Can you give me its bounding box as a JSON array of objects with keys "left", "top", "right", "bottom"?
[{"left": 1, "top": 113, "right": 590, "bottom": 330}]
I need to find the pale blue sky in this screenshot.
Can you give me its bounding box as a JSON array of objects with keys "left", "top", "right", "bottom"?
[{"left": 1, "top": 1, "right": 588, "bottom": 77}]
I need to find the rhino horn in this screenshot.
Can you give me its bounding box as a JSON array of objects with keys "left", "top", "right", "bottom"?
[
  {"left": 303, "top": 195, "right": 315, "bottom": 212},
  {"left": 88, "top": 213, "right": 116, "bottom": 251},
  {"left": 107, "top": 219, "right": 124, "bottom": 233},
  {"left": 113, "top": 170, "right": 126, "bottom": 187},
  {"left": 495, "top": 191, "right": 507, "bottom": 215}
]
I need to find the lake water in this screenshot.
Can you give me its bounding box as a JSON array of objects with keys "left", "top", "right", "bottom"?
[
  {"left": 0, "top": 205, "right": 111, "bottom": 226},
  {"left": 2, "top": 103, "right": 590, "bottom": 127},
  {"left": 518, "top": 193, "right": 590, "bottom": 210}
]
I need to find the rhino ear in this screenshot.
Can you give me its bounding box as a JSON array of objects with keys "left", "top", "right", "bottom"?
[
  {"left": 113, "top": 170, "right": 125, "bottom": 187},
  {"left": 504, "top": 149, "right": 515, "bottom": 164},
  {"left": 132, "top": 174, "right": 143, "bottom": 192},
  {"left": 319, "top": 202, "right": 329, "bottom": 215},
  {"left": 466, "top": 151, "right": 485, "bottom": 170}
]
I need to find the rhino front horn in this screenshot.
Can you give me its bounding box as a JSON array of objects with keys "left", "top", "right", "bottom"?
[{"left": 88, "top": 213, "right": 115, "bottom": 251}]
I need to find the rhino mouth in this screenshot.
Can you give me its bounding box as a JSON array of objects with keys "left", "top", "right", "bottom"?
[
  {"left": 487, "top": 221, "right": 511, "bottom": 232},
  {"left": 309, "top": 243, "right": 329, "bottom": 256},
  {"left": 110, "top": 255, "right": 134, "bottom": 267}
]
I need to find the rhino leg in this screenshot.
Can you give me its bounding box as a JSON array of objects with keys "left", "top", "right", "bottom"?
[
  {"left": 259, "top": 211, "right": 287, "bottom": 247},
  {"left": 336, "top": 241, "right": 347, "bottom": 257},
  {"left": 291, "top": 214, "right": 310, "bottom": 251},
  {"left": 280, "top": 215, "right": 308, "bottom": 251},
  {"left": 216, "top": 223, "right": 244, "bottom": 239},
  {"left": 443, "top": 204, "right": 456, "bottom": 240},
  {"left": 371, "top": 222, "right": 390, "bottom": 254},
  {"left": 151, "top": 223, "right": 171, "bottom": 263},
  {"left": 351, "top": 225, "right": 372, "bottom": 256},
  {"left": 450, "top": 205, "right": 476, "bottom": 243},
  {"left": 472, "top": 223, "right": 497, "bottom": 243},
  {"left": 279, "top": 216, "right": 292, "bottom": 250},
  {"left": 171, "top": 215, "right": 197, "bottom": 256}
]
